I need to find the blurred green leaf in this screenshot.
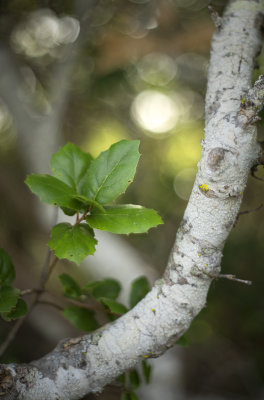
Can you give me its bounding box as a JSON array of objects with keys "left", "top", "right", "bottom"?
[
  {"left": 79, "top": 140, "right": 140, "bottom": 204},
  {"left": 129, "top": 369, "right": 141, "bottom": 390},
  {"left": 129, "top": 277, "right": 150, "bottom": 309},
  {"left": 142, "top": 360, "right": 152, "bottom": 383},
  {"left": 0, "top": 287, "right": 19, "bottom": 312},
  {"left": 86, "top": 205, "right": 163, "bottom": 234},
  {"left": 117, "top": 373, "right": 126, "bottom": 385},
  {"left": 121, "top": 391, "right": 139, "bottom": 400},
  {"left": 50, "top": 142, "right": 93, "bottom": 191},
  {"left": 59, "top": 273, "right": 82, "bottom": 298},
  {"left": 0, "top": 249, "right": 15, "bottom": 287},
  {"left": 121, "top": 392, "right": 130, "bottom": 400},
  {"left": 258, "top": 108, "right": 264, "bottom": 128},
  {"left": 48, "top": 223, "right": 97, "bottom": 265},
  {"left": 25, "top": 174, "right": 79, "bottom": 209},
  {"left": 1, "top": 298, "right": 28, "bottom": 321},
  {"left": 83, "top": 279, "right": 121, "bottom": 300},
  {"left": 62, "top": 306, "right": 99, "bottom": 331},
  {"left": 100, "top": 298, "right": 128, "bottom": 315},
  {"left": 176, "top": 334, "right": 189, "bottom": 347}
]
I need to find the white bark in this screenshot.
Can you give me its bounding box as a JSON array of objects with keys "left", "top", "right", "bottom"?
[{"left": 1, "top": 1, "right": 264, "bottom": 399}]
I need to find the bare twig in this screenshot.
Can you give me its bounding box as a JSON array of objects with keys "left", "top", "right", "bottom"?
[
  {"left": 251, "top": 164, "right": 264, "bottom": 181},
  {"left": 40, "top": 256, "right": 59, "bottom": 289},
  {"left": 0, "top": 318, "right": 25, "bottom": 358},
  {"left": 208, "top": 5, "right": 222, "bottom": 30},
  {"left": 218, "top": 274, "right": 252, "bottom": 285},
  {"left": 20, "top": 288, "right": 43, "bottom": 296},
  {"left": 0, "top": 291, "right": 40, "bottom": 359},
  {"left": 37, "top": 300, "right": 63, "bottom": 311},
  {"left": 234, "top": 203, "right": 263, "bottom": 227}
]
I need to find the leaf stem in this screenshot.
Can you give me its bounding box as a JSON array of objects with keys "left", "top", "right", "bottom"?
[{"left": 75, "top": 206, "right": 92, "bottom": 225}]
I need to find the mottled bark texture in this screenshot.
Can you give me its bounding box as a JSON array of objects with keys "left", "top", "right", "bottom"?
[{"left": 1, "top": 1, "right": 264, "bottom": 399}]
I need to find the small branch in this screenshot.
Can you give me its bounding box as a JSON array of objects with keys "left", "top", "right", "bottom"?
[
  {"left": 20, "top": 288, "right": 43, "bottom": 296},
  {"left": 208, "top": 5, "right": 222, "bottom": 30},
  {"left": 37, "top": 300, "right": 63, "bottom": 311},
  {"left": 0, "top": 318, "right": 26, "bottom": 358},
  {"left": 234, "top": 203, "right": 263, "bottom": 227},
  {"left": 49, "top": 292, "right": 111, "bottom": 314},
  {"left": 0, "top": 290, "right": 41, "bottom": 359},
  {"left": 0, "top": 248, "right": 59, "bottom": 358},
  {"left": 39, "top": 206, "right": 58, "bottom": 288},
  {"left": 75, "top": 207, "right": 92, "bottom": 225},
  {"left": 40, "top": 256, "right": 59, "bottom": 289},
  {"left": 251, "top": 164, "right": 264, "bottom": 181},
  {"left": 218, "top": 274, "right": 252, "bottom": 286}
]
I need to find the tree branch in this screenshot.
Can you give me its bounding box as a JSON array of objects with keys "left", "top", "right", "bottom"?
[{"left": 1, "top": 0, "right": 264, "bottom": 399}]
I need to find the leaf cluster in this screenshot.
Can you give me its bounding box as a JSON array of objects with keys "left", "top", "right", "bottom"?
[
  {"left": 59, "top": 274, "right": 150, "bottom": 331},
  {"left": 25, "top": 140, "right": 163, "bottom": 265}
]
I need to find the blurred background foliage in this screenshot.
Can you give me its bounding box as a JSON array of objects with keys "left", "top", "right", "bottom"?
[{"left": 1, "top": 0, "right": 264, "bottom": 399}]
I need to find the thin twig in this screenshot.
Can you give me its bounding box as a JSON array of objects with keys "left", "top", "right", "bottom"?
[
  {"left": 0, "top": 317, "right": 26, "bottom": 358},
  {"left": 208, "top": 5, "right": 222, "bottom": 30},
  {"left": 218, "top": 274, "right": 252, "bottom": 285},
  {"left": 49, "top": 292, "right": 110, "bottom": 314},
  {"left": 37, "top": 300, "right": 63, "bottom": 311},
  {"left": 234, "top": 203, "right": 263, "bottom": 227},
  {"left": 39, "top": 206, "right": 58, "bottom": 287},
  {"left": 20, "top": 288, "right": 43, "bottom": 296},
  {"left": 0, "top": 230, "right": 59, "bottom": 358},
  {"left": 40, "top": 256, "right": 59, "bottom": 289},
  {"left": 0, "top": 291, "right": 40, "bottom": 359},
  {"left": 251, "top": 165, "right": 264, "bottom": 181}
]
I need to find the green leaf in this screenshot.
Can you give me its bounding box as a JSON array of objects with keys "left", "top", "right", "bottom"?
[
  {"left": 59, "top": 273, "right": 82, "bottom": 298},
  {"left": 100, "top": 298, "right": 128, "bottom": 315},
  {"left": 79, "top": 140, "right": 140, "bottom": 204},
  {"left": 129, "top": 369, "right": 141, "bottom": 390},
  {"left": 83, "top": 279, "right": 121, "bottom": 300},
  {"left": 0, "top": 287, "right": 19, "bottom": 312},
  {"left": 48, "top": 223, "right": 97, "bottom": 265},
  {"left": 258, "top": 108, "right": 264, "bottom": 128},
  {"left": 25, "top": 174, "right": 79, "bottom": 209},
  {"left": 0, "top": 249, "right": 15, "bottom": 287},
  {"left": 62, "top": 306, "right": 99, "bottom": 331},
  {"left": 73, "top": 195, "right": 105, "bottom": 212},
  {"left": 117, "top": 373, "right": 126, "bottom": 385},
  {"left": 1, "top": 298, "right": 28, "bottom": 321},
  {"left": 121, "top": 392, "right": 130, "bottom": 400},
  {"left": 129, "top": 276, "right": 150, "bottom": 309},
  {"left": 86, "top": 205, "right": 163, "bottom": 234},
  {"left": 50, "top": 143, "right": 93, "bottom": 191},
  {"left": 129, "top": 392, "right": 139, "bottom": 400},
  {"left": 61, "top": 207, "right": 77, "bottom": 216},
  {"left": 142, "top": 360, "right": 152, "bottom": 383},
  {"left": 121, "top": 392, "right": 139, "bottom": 400}
]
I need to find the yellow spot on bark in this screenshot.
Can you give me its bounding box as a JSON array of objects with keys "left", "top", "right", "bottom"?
[{"left": 200, "top": 183, "right": 209, "bottom": 192}]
